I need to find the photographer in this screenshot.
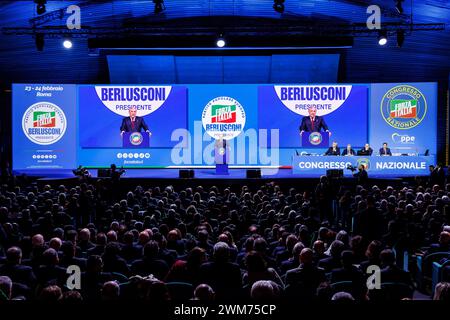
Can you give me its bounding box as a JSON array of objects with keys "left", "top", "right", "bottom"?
[
  {"left": 108, "top": 164, "right": 125, "bottom": 182},
  {"left": 353, "top": 164, "right": 368, "bottom": 185},
  {"left": 73, "top": 165, "right": 91, "bottom": 181}
]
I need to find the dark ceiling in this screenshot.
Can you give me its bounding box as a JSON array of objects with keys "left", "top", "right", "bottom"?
[
  {"left": 0, "top": 0, "right": 449, "bottom": 86},
  {"left": 0, "top": 0, "right": 449, "bottom": 161}
]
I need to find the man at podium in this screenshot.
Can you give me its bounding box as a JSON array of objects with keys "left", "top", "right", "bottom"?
[
  {"left": 299, "top": 106, "right": 331, "bottom": 136},
  {"left": 120, "top": 106, "right": 151, "bottom": 136},
  {"left": 214, "top": 134, "right": 229, "bottom": 165}
]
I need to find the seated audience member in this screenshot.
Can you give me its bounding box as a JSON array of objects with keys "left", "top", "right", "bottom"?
[
  {"left": 38, "top": 285, "right": 62, "bottom": 302},
  {"left": 330, "top": 250, "right": 365, "bottom": 300},
  {"left": 312, "top": 240, "right": 327, "bottom": 264},
  {"left": 165, "top": 247, "right": 206, "bottom": 285},
  {"left": 0, "top": 276, "right": 12, "bottom": 300},
  {"left": 87, "top": 233, "right": 107, "bottom": 257},
  {"left": 101, "top": 281, "right": 120, "bottom": 301},
  {"left": 102, "top": 242, "right": 130, "bottom": 276},
  {"left": 198, "top": 242, "right": 242, "bottom": 301},
  {"left": 359, "top": 240, "right": 383, "bottom": 273},
  {"left": 131, "top": 241, "right": 169, "bottom": 280},
  {"left": 285, "top": 248, "right": 326, "bottom": 299},
  {"left": 318, "top": 240, "right": 345, "bottom": 272},
  {"left": 425, "top": 231, "right": 450, "bottom": 255},
  {"left": 242, "top": 251, "right": 284, "bottom": 290},
  {"left": 331, "top": 291, "right": 355, "bottom": 301},
  {"left": 59, "top": 241, "right": 87, "bottom": 271},
  {"left": 250, "top": 280, "right": 281, "bottom": 302},
  {"left": 0, "top": 246, "right": 36, "bottom": 289},
  {"left": 35, "top": 248, "right": 66, "bottom": 288},
  {"left": 280, "top": 242, "right": 305, "bottom": 275},
  {"left": 193, "top": 284, "right": 215, "bottom": 302},
  {"left": 433, "top": 282, "right": 450, "bottom": 301},
  {"left": 379, "top": 249, "right": 414, "bottom": 288}
]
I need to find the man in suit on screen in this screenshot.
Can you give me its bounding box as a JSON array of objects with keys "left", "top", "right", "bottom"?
[
  {"left": 325, "top": 141, "right": 340, "bottom": 156},
  {"left": 120, "top": 106, "right": 152, "bottom": 136},
  {"left": 379, "top": 142, "right": 392, "bottom": 156},
  {"left": 358, "top": 143, "right": 373, "bottom": 156},
  {"left": 342, "top": 144, "right": 356, "bottom": 156},
  {"left": 299, "top": 106, "right": 331, "bottom": 136}
]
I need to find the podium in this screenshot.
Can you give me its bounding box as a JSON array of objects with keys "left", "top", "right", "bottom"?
[
  {"left": 301, "top": 131, "right": 329, "bottom": 148},
  {"left": 214, "top": 140, "right": 229, "bottom": 175},
  {"left": 122, "top": 132, "right": 150, "bottom": 148}
]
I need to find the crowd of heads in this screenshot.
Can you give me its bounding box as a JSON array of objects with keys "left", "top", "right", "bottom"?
[{"left": 0, "top": 172, "right": 449, "bottom": 302}]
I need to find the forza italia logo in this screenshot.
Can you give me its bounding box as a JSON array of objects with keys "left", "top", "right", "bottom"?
[
  {"left": 381, "top": 85, "right": 427, "bottom": 130},
  {"left": 22, "top": 102, "right": 67, "bottom": 145},
  {"left": 202, "top": 96, "right": 246, "bottom": 140}
]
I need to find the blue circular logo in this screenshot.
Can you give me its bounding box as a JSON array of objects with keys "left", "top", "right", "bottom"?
[
  {"left": 130, "top": 132, "right": 143, "bottom": 146},
  {"left": 309, "top": 132, "right": 323, "bottom": 145}
]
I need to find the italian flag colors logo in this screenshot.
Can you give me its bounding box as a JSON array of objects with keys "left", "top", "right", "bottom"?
[
  {"left": 389, "top": 100, "right": 417, "bottom": 119},
  {"left": 211, "top": 105, "right": 237, "bottom": 123},
  {"left": 33, "top": 111, "right": 56, "bottom": 127}
]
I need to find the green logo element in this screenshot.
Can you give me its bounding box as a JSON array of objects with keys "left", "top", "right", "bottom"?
[{"left": 380, "top": 85, "right": 427, "bottom": 130}]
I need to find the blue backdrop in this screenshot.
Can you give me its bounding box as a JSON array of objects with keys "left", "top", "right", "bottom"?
[
  {"left": 12, "top": 84, "right": 77, "bottom": 170},
  {"left": 258, "top": 85, "right": 368, "bottom": 148},
  {"left": 78, "top": 85, "right": 188, "bottom": 148},
  {"left": 12, "top": 82, "right": 437, "bottom": 170},
  {"left": 369, "top": 83, "right": 437, "bottom": 156}
]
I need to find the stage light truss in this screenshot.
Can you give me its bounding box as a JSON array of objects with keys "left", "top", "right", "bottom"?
[{"left": 2, "top": 22, "right": 445, "bottom": 39}]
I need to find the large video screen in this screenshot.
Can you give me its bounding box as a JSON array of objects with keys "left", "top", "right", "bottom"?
[
  {"left": 12, "top": 82, "right": 437, "bottom": 170},
  {"left": 258, "top": 85, "right": 368, "bottom": 147},
  {"left": 79, "top": 85, "right": 188, "bottom": 148}
]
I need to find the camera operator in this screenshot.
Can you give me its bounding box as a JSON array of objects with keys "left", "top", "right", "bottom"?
[
  {"left": 353, "top": 164, "right": 368, "bottom": 185},
  {"left": 108, "top": 164, "right": 125, "bottom": 182},
  {"left": 73, "top": 165, "right": 91, "bottom": 181}
]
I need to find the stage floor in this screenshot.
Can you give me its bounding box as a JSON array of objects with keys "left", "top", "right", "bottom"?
[{"left": 13, "top": 168, "right": 412, "bottom": 180}]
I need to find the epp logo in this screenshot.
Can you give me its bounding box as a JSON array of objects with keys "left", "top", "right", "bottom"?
[{"left": 392, "top": 133, "right": 415, "bottom": 144}]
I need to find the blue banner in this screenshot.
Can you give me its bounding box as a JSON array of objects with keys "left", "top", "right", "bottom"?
[
  {"left": 12, "top": 84, "right": 77, "bottom": 170},
  {"left": 12, "top": 82, "right": 437, "bottom": 171},
  {"left": 78, "top": 85, "right": 188, "bottom": 148},
  {"left": 369, "top": 83, "right": 437, "bottom": 156},
  {"left": 292, "top": 155, "right": 435, "bottom": 177},
  {"left": 258, "top": 85, "right": 368, "bottom": 148}
]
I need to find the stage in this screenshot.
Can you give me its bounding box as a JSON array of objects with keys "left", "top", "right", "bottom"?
[{"left": 13, "top": 167, "right": 421, "bottom": 180}]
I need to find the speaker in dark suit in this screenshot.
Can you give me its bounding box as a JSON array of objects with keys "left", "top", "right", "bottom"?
[
  {"left": 120, "top": 107, "right": 151, "bottom": 135},
  {"left": 299, "top": 106, "right": 330, "bottom": 136}
]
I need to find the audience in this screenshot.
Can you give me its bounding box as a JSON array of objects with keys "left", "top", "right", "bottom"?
[{"left": 0, "top": 175, "right": 449, "bottom": 302}]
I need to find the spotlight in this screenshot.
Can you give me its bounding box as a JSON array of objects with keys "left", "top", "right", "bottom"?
[
  {"left": 378, "top": 30, "right": 387, "bottom": 46},
  {"left": 153, "top": 0, "right": 165, "bottom": 14},
  {"left": 63, "top": 39, "right": 73, "bottom": 49},
  {"left": 216, "top": 37, "right": 226, "bottom": 48},
  {"left": 395, "top": 0, "right": 404, "bottom": 14},
  {"left": 396, "top": 30, "right": 405, "bottom": 47},
  {"left": 35, "top": 33, "right": 44, "bottom": 51},
  {"left": 273, "top": 0, "right": 285, "bottom": 13},
  {"left": 34, "top": 0, "right": 47, "bottom": 15}
]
